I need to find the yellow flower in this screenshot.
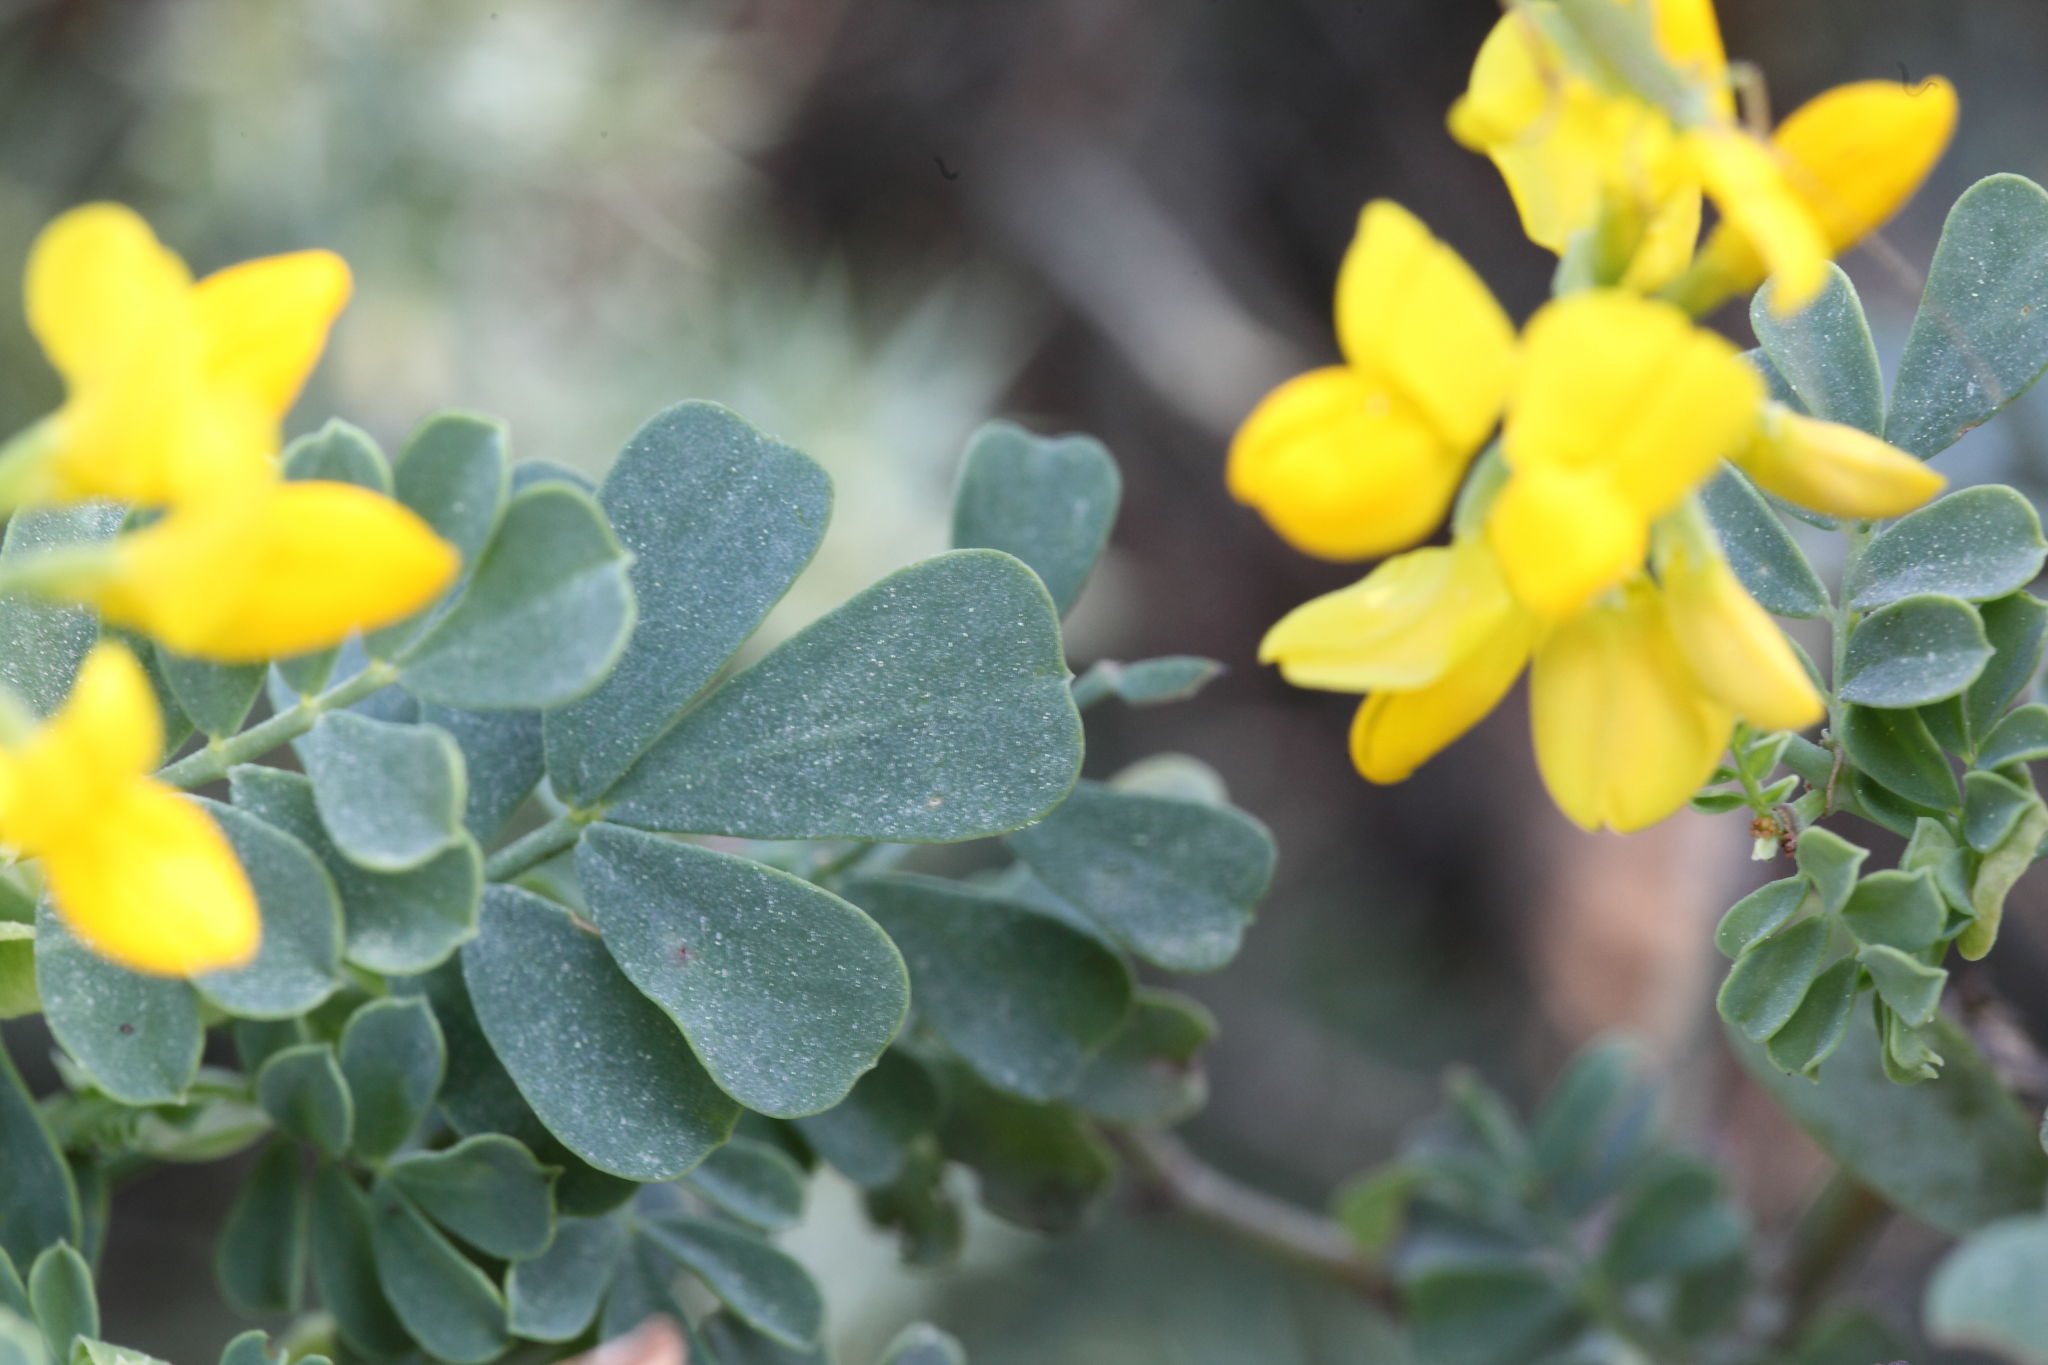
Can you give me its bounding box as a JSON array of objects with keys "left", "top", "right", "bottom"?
[
  {"left": 15, "top": 203, "right": 351, "bottom": 507},
  {"left": 1656, "top": 520, "right": 1825, "bottom": 732},
  {"left": 1486, "top": 290, "right": 1761, "bottom": 617},
  {"left": 0, "top": 643, "right": 257, "bottom": 975},
  {"left": 1259, "top": 535, "right": 1538, "bottom": 783},
  {"left": 1451, "top": 1, "right": 1955, "bottom": 314},
  {"left": 1530, "top": 576, "right": 1733, "bottom": 832},
  {"left": 77, "top": 481, "right": 460, "bottom": 663},
  {"left": 1735, "top": 402, "right": 1946, "bottom": 519},
  {"left": 1228, "top": 201, "right": 1516, "bottom": 560}
]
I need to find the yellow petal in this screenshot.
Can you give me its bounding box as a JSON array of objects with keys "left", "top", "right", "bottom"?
[
  {"left": 1685, "top": 127, "right": 1831, "bottom": 313},
  {"left": 1661, "top": 539, "right": 1825, "bottom": 731},
  {"left": 1260, "top": 538, "right": 1515, "bottom": 692},
  {"left": 24, "top": 203, "right": 192, "bottom": 389},
  {"left": 1228, "top": 367, "right": 1465, "bottom": 560},
  {"left": 39, "top": 780, "right": 259, "bottom": 976},
  {"left": 1509, "top": 291, "right": 1761, "bottom": 514},
  {"left": 1736, "top": 405, "right": 1945, "bottom": 519},
  {"left": 1619, "top": 182, "right": 1702, "bottom": 294},
  {"left": 1335, "top": 201, "right": 1516, "bottom": 452},
  {"left": 1487, "top": 462, "right": 1649, "bottom": 617},
  {"left": 192, "top": 250, "right": 353, "bottom": 418},
  {"left": 96, "top": 482, "right": 459, "bottom": 662},
  {"left": 1647, "top": 0, "right": 1732, "bottom": 118},
  {"left": 1771, "top": 78, "right": 1958, "bottom": 250},
  {"left": 0, "top": 643, "right": 162, "bottom": 851},
  {"left": 1530, "top": 579, "right": 1733, "bottom": 832},
  {"left": 1350, "top": 613, "right": 1535, "bottom": 783}
]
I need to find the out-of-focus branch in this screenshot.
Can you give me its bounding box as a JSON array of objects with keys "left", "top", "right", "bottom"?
[
  {"left": 1115, "top": 1127, "right": 1398, "bottom": 1306},
  {"left": 1769, "top": 1173, "right": 1891, "bottom": 1348}
]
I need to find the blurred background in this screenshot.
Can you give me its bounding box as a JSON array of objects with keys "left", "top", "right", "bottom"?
[{"left": 2, "top": 0, "right": 2045, "bottom": 1359}]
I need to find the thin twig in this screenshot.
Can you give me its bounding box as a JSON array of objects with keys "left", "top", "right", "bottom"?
[{"left": 1114, "top": 1127, "right": 1398, "bottom": 1306}]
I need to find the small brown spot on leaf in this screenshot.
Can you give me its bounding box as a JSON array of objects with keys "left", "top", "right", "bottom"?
[
  {"left": 674, "top": 944, "right": 694, "bottom": 965},
  {"left": 117, "top": 1023, "right": 134, "bottom": 1036}
]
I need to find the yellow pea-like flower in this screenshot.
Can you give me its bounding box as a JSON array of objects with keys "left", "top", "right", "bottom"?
[
  {"left": 1349, "top": 615, "right": 1536, "bottom": 785},
  {"left": 1487, "top": 290, "right": 1762, "bottom": 616},
  {"left": 1529, "top": 577, "right": 1734, "bottom": 833},
  {"left": 0, "top": 643, "right": 257, "bottom": 975},
  {"left": 1228, "top": 200, "right": 1516, "bottom": 560},
  {"left": 84, "top": 481, "right": 461, "bottom": 663},
  {"left": 15, "top": 203, "right": 351, "bottom": 508},
  {"left": 1656, "top": 524, "right": 1825, "bottom": 732},
  {"left": 1736, "top": 402, "right": 1946, "bottom": 519}
]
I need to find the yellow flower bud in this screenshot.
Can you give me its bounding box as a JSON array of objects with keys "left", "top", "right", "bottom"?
[{"left": 1736, "top": 403, "right": 1945, "bottom": 520}]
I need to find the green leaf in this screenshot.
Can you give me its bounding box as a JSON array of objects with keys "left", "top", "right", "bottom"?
[
  {"left": 1887, "top": 173, "right": 2048, "bottom": 458},
  {"left": 338, "top": 997, "right": 445, "bottom": 1166},
  {"left": 935, "top": 1062, "right": 1117, "bottom": 1235},
  {"left": 598, "top": 1238, "right": 689, "bottom": 1344},
  {"left": 1845, "top": 704, "right": 1961, "bottom": 810},
  {"left": 386, "top": 1133, "right": 556, "bottom": 1262},
  {"left": 1528, "top": 1038, "right": 1659, "bottom": 1215},
  {"left": 398, "top": 484, "right": 636, "bottom": 710},
  {"left": 0, "top": 1045, "right": 78, "bottom": 1270},
  {"left": 1699, "top": 468, "right": 1829, "bottom": 619},
  {"left": 603, "top": 550, "right": 1081, "bottom": 841},
  {"left": 862, "top": 1143, "right": 962, "bottom": 1267},
  {"left": 35, "top": 904, "right": 200, "bottom": 1105},
  {"left": 505, "top": 1215, "right": 625, "bottom": 1342},
  {"left": 1006, "top": 781, "right": 1273, "bottom": 972},
  {"left": 1857, "top": 944, "right": 1946, "bottom": 1028},
  {"left": 418, "top": 704, "right": 543, "bottom": 844},
  {"left": 1068, "top": 988, "right": 1215, "bottom": 1126},
  {"left": 1838, "top": 868, "right": 1945, "bottom": 952},
  {"left": 846, "top": 874, "right": 1132, "bottom": 1101},
  {"left": 1794, "top": 826, "right": 1868, "bottom": 915},
  {"left": 684, "top": 1138, "right": 807, "bottom": 1232},
  {"left": 191, "top": 802, "right": 345, "bottom": 1020},
  {"left": 950, "top": 421, "right": 1121, "bottom": 617},
  {"left": 215, "top": 1141, "right": 307, "bottom": 1317},
  {"left": 1927, "top": 1212, "right": 2048, "bottom": 1363},
  {"left": 27, "top": 1247, "right": 95, "bottom": 1364},
  {"left": 1882, "top": 1005, "right": 1947, "bottom": 1084},
  {"left": 1753, "top": 264, "right": 1885, "bottom": 435},
  {"left": 1601, "top": 1156, "right": 1746, "bottom": 1283},
  {"left": 1980, "top": 703, "right": 2048, "bottom": 768},
  {"left": 1716, "top": 916, "right": 1828, "bottom": 1042},
  {"left": 1838, "top": 593, "right": 1992, "bottom": 707},
  {"left": 368, "top": 412, "right": 511, "bottom": 657},
  {"left": 0, "top": 1253, "right": 23, "bottom": 1319},
  {"left": 0, "top": 504, "right": 123, "bottom": 717},
  {"left": 337, "top": 994, "right": 442, "bottom": 1162},
  {"left": 1846, "top": 487, "right": 2048, "bottom": 610},
  {"left": 296, "top": 712, "right": 467, "bottom": 873},
  {"left": 1965, "top": 770, "right": 2038, "bottom": 853},
  {"left": 215, "top": 1331, "right": 273, "bottom": 1365},
  {"left": 544, "top": 401, "right": 830, "bottom": 804},
  {"left": 641, "top": 1216, "right": 823, "bottom": 1348},
  {"left": 0, "top": 913, "right": 34, "bottom": 1021},
  {"left": 698, "top": 1313, "right": 827, "bottom": 1364},
  {"left": 1850, "top": 770, "right": 1933, "bottom": 837},
  {"left": 255, "top": 1043, "right": 354, "bottom": 1158},
  {"left": 307, "top": 1165, "right": 412, "bottom": 1360},
  {"left": 872, "top": 1325, "right": 966, "bottom": 1365},
  {"left": 577, "top": 824, "right": 907, "bottom": 1117},
  {"left": 285, "top": 418, "right": 392, "bottom": 491},
  {"left": 1763, "top": 956, "right": 1862, "bottom": 1077},
  {"left": 461, "top": 886, "right": 739, "bottom": 1180},
  {"left": 791, "top": 1049, "right": 940, "bottom": 1189},
  {"left": 1730, "top": 1014, "right": 2047, "bottom": 1233},
  {"left": 1332, "top": 1164, "right": 1415, "bottom": 1259},
  {"left": 368, "top": 1183, "right": 509, "bottom": 1365},
  {"left": 1969, "top": 592, "right": 2048, "bottom": 738},
  {"left": 1070, "top": 656, "right": 1224, "bottom": 708},
  {"left": 1961, "top": 799, "right": 2048, "bottom": 959},
  {"left": 0, "top": 1308, "right": 44, "bottom": 1365},
  {"left": 229, "top": 766, "right": 480, "bottom": 975},
  {"left": 155, "top": 650, "right": 263, "bottom": 739},
  {"left": 1714, "top": 878, "right": 1808, "bottom": 958},
  {"left": 1406, "top": 1263, "right": 1578, "bottom": 1365}
]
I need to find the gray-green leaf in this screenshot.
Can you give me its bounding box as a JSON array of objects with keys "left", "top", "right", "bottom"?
[
  {"left": 461, "top": 886, "right": 738, "bottom": 1180},
  {"left": 0, "top": 1042, "right": 78, "bottom": 1269},
  {"left": 506, "top": 1215, "right": 625, "bottom": 1343},
  {"left": 192, "top": 802, "right": 345, "bottom": 1019},
  {"left": 387, "top": 1134, "right": 556, "bottom": 1261},
  {"left": 1926, "top": 1212, "right": 2048, "bottom": 1363},
  {"left": 684, "top": 1138, "right": 807, "bottom": 1233},
  {"left": 35, "top": 905, "right": 200, "bottom": 1105},
  {"left": 1887, "top": 174, "right": 2048, "bottom": 459},
  {"left": 296, "top": 712, "right": 468, "bottom": 872},
  {"left": 602, "top": 550, "right": 1081, "bottom": 841},
  {"left": 1838, "top": 594, "right": 1992, "bottom": 707},
  {"left": 950, "top": 420, "right": 1121, "bottom": 616},
  {"left": 1753, "top": 264, "right": 1885, "bottom": 435},
  {"left": 1699, "top": 468, "right": 1829, "bottom": 619},
  {"left": 1846, "top": 487, "right": 2047, "bottom": 611},
  {"left": 255, "top": 1043, "right": 354, "bottom": 1158},
  {"left": 578, "top": 824, "right": 907, "bottom": 1117},
  {"left": 368, "top": 1183, "right": 509, "bottom": 1365},
  {"left": 1716, "top": 917, "right": 1827, "bottom": 1042},
  {"left": 339, "top": 996, "right": 446, "bottom": 1165},
  {"left": 545, "top": 401, "right": 830, "bottom": 804},
  {"left": 215, "top": 1141, "right": 306, "bottom": 1317},
  {"left": 641, "top": 1216, "right": 823, "bottom": 1349}
]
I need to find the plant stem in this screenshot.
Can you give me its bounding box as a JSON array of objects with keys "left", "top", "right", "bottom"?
[
  {"left": 1115, "top": 1127, "right": 1397, "bottom": 1305},
  {"left": 154, "top": 663, "right": 397, "bottom": 789},
  {"left": 485, "top": 813, "right": 587, "bottom": 883}
]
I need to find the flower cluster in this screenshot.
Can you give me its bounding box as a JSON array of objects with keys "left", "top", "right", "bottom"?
[
  {"left": 1234, "top": 0, "right": 1957, "bottom": 831},
  {"left": 0, "top": 205, "right": 458, "bottom": 975}
]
